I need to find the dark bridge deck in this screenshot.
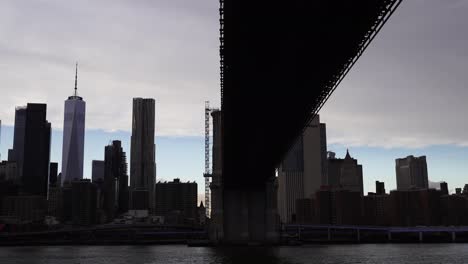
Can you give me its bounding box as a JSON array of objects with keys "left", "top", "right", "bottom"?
[{"left": 221, "top": 0, "right": 402, "bottom": 188}]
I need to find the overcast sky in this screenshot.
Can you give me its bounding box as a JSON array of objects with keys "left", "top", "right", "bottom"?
[
  {"left": 1, "top": 0, "right": 468, "bottom": 193},
  {"left": 1, "top": 0, "right": 468, "bottom": 147}
]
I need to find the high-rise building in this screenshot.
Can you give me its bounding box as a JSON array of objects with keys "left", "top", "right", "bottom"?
[
  {"left": 155, "top": 178, "right": 198, "bottom": 223},
  {"left": 71, "top": 179, "right": 97, "bottom": 226},
  {"left": 277, "top": 115, "right": 327, "bottom": 223},
  {"left": 395, "top": 155, "right": 429, "bottom": 190},
  {"left": 2, "top": 195, "right": 47, "bottom": 223},
  {"left": 20, "top": 104, "right": 51, "bottom": 197},
  {"left": 49, "top": 162, "right": 58, "bottom": 186},
  {"left": 130, "top": 98, "right": 156, "bottom": 211},
  {"left": 47, "top": 185, "right": 62, "bottom": 218},
  {"left": 303, "top": 115, "right": 328, "bottom": 197},
  {"left": 376, "top": 181, "right": 386, "bottom": 195},
  {"left": 92, "top": 160, "right": 105, "bottom": 183},
  {"left": 61, "top": 64, "right": 86, "bottom": 185},
  {"left": 104, "top": 140, "right": 128, "bottom": 221},
  {"left": 327, "top": 150, "right": 364, "bottom": 195},
  {"left": 0, "top": 161, "right": 17, "bottom": 182},
  {"left": 277, "top": 138, "right": 304, "bottom": 224},
  {"left": 8, "top": 107, "right": 26, "bottom": 179},
  {"left": 440, "top": 181, "right": 449, "bottom": 196}
]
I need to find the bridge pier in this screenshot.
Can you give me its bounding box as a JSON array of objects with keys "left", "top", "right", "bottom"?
[
  {"left": 452, "top": 231, "right": 456, "bottom": 243},
  {"left": 220, "top": 179, "right": 279, "bottom": 244},
  {"left": 419, "top": 232, "right": 423, "bottom": 243}
]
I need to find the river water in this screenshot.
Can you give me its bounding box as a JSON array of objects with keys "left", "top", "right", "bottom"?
[{"left": 1, "top": 244, "right": 467, "bottom": 264}]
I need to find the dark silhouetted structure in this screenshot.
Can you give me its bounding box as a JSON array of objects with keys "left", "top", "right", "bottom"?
[
  {"left": 277, "top": 115, "right": 327, "bottom": 224},
  {"left": 10, "top": 104, "right": 51, "bottom": 197},
  {"left": 8, "top": 108, "right": 26, "bottom": 179},
  {"left": 376, "top": 181, "right": 386, "bottom": 195},
  {"left": 155, "top": 179, "right": 197, "bottom": 225},
  {"left": 218, "top": 0, "right": 401, "bottom": 243},
  {"left": 396, "top": 155, "right": 429, "bottom": 190},
  {"left": 130, "top": 98, "right": 156, "bottom": 212},
  {"left": 49, "top": 162, "right": 58, "bottom": 186},
  {"left": 440, "top": 182, "right": 449, "bottom": 196},
  {"left": 71, "top": 179, "right": 97, "bottom": 226},
  {"left": 92, "top": 160, "right": 105, "bottom": 183},
  {"left": 328, "top": 150, "right": 364, "bottom": 195},
  {"left": 104, "top": 140, "right": 128, "bottom": 221}
]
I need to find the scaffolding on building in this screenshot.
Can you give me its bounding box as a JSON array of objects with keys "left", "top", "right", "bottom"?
[{"left": 204, "top": 101, "right": 212, "bottom": 217}]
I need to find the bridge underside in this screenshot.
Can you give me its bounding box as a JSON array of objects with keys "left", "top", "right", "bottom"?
[{"left": 218, "top": 0, "right": 402, "bottom": 243}]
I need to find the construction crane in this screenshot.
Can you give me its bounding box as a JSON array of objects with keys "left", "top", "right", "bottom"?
[{"left": 203, "top": 101, "right": 213, "bottom": 218}]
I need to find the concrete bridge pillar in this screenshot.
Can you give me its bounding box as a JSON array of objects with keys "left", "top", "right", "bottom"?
[
  {"left": 387, "top": 231, "right": 392, "bottom": 242},
  {"left": 452, "top": 231, "right": 456, "bottom": 243},
  {"left": 221, "top": 178, "right": 279, "bottom": 244},
  {"left": 419, "top": 232, "right": 423, "bottom": 243},
  {"left": 356, "top": 229, "right": 361, "bottom": 243}
]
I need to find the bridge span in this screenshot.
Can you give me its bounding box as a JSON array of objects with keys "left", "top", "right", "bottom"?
[{"left": 214, "top": 0, "right": 403, "bottom": 244}]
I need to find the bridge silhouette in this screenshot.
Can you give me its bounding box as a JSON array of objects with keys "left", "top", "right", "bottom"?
[{"left": 214, "top": 0, "right": 403, "bottom": 244}]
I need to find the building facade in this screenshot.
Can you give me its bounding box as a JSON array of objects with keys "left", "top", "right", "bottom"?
[
  {"left": 395, "top": 155, "right": 429, "bottom": 190},
  {"left": 19, "top": 104, "right": 51, "bottom": 197},
  {"left": 92, "top": 160, "right": 105, "bottom": 183},
  {"left": 130, "top": 98, "right": 156, "bottom": 212},
  {"left": 0, "top": 161, "right": 17, "bottom": 182},
  {"left": 155, "top": 179, "right": 197, "bottom": 224},
  {"left": 61, "top": 66, "right": 86, "bottom": 185},
  {"left": 8, "top": 107, "right": 26, "bottom": 180},
  {"left": 327, "top": 150, "right": 364, "bottom": 195},
  {"left": 104, "top": 140, "right": 128, "bottom": 221},
  {"left": 71, "top": 179, "right": 97, "bottom": 226},
  {"left": 277, "top": 115, "right": 327, "bottom": 224}
]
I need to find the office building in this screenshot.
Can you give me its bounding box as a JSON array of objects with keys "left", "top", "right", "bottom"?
[
  {"left": 376, "top": 181, "right": 386, "bottom": 195},
  {"left": 49, "top": 162, "right": 58, "bottom": 186},
  {"left": 277, "top": 138, "right": 304, "bottom": 223},
  {"left": 328, "top": 149, "right": 364, "bottom": 195},
  {"left": 71, "top": 179, "right": 97, "bottom": 226},
  {"left": 8, "top": 108, "right": 26, "bottom": 179},
  {"left": 0, "top": 161, "right": 17, "bottom": 182},
  {"left": 130, "top": 98, "right": 156, "bottom": 211},
  {"left": 155, "top": 179, "right": 197, "bottom": 223},
  {"left": 2, "top": 195, "right": 47, "bottom": 223},
  {"left": 15, "top": 104, "right": 51, "bottom": 197},
  {"left": 47, "top": 185, "right": 62, "bottom": 218},
  {"left": 277, "top": 115, "right": 327, "bottom": 223},
  {"left": 104, "top": 140, "right": 128, "bottom": 221},
  {"left": 198, "top": 202, "right": 206, "bottom": 226},
  {"left": 395, "top": 155, "right": 429, "bottom": 190},
  {"left": 61, "top": 64, "right": 86, "bottom": 185},
  {"left": 440, "top": 182, "right": 449, "bottom": 195},
  {"left": 389, "top": 189, "right": 441, "bottom": 226},
  {"left": 92, "top": 160, "right": 105, "bottom": 183}
]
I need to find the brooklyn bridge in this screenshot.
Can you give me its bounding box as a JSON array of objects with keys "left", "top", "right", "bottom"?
[{"left": 215, "top": 0, "right": 403, "bottom": 243}]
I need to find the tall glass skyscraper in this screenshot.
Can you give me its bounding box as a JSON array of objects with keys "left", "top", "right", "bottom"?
[
  {"left": 130, "top": 98, "right": 156, "bottom": 212},
  {"left": 61, "top": 64, "right": 86, "bottom": 185}
]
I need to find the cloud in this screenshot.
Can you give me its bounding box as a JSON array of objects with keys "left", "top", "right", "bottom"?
[
  {"left": 321, "top": 0, "right": 468, "bottom": 149},
  {"left": 0, "top": 0, "right": 220, "bottom": 136},
  {"left": 1, "top": 0, "right": 468, "bottom": 147}
]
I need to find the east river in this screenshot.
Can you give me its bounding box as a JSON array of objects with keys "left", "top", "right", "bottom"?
[{"left": 1, "top": 244, "right": 467, "bottom": 263}]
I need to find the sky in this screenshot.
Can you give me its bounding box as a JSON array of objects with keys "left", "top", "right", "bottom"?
[{"left": 1, "top": 0, "right": 468, "bottom": 196}]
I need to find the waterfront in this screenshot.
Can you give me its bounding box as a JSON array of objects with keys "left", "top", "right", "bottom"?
[{"left": 2, "top": 244, "right": 468, "bottom": 264}]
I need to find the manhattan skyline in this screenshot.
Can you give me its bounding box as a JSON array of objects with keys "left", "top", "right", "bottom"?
[{"left": 1, "top": 0, "right": 468, "bottom": 196}]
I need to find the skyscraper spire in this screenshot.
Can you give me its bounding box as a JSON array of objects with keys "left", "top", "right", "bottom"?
[{"left": 74, "top": 62, "right": 78, "bottom": 96}]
